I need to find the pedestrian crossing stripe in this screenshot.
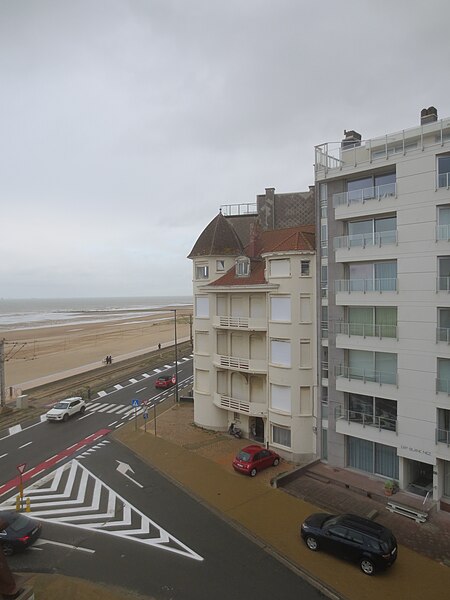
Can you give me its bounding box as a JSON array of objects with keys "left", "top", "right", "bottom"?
[{"left": 0, "top": 459, "right": 203, "bottom": 562}]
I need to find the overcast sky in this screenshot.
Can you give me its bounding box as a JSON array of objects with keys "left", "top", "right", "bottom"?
[{"left": 1, "top": 0, "right": 449, "bottom": 298}]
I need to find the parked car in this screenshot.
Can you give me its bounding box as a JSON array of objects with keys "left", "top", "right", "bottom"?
[
  {"left": 0, "top": 510, "right": 42, "bottom": 556},
  {"left": 232, "top": 445, "right": 280, "bottom": 477},
  {"left": 46, "top": 397, "right": 86, "bottom": 422},
  {"left": 155, "top": 375, "right": 176, "bottom": 389},
  {"left": 300, "top": 512, "right": 398, "bottom": 575}
]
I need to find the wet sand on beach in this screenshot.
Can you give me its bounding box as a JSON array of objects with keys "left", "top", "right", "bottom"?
[{"left": 1, "top": 308, "right": 192, "bottom": 388}]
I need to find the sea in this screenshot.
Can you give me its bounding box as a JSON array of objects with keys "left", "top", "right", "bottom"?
[{"left": 0, "top": 296, "right": 193, "bottom": 331}]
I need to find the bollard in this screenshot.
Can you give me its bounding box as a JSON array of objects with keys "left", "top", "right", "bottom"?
[
  {"left": 15, "top": 495, "right": 20, "bottom": 511},
  {"left": 25, "top": 498, "right": 31, "bottom": 512}
]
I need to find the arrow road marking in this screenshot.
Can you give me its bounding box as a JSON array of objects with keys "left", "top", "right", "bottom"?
[{"left": 116, "top": 461, "right": 143, "bottom": 488}]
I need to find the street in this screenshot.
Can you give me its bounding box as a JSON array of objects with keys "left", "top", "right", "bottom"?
[{"left": 1, "top": 356, "right": 326, "bottom": 600}]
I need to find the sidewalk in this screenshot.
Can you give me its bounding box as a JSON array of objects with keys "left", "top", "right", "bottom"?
[{"left": 113, "top": 402, "right": 450, "bottom": 600}]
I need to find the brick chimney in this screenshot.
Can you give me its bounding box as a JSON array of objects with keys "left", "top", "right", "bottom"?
[{"left": 421, "top": 106, "right": 438, "bottom": 125}]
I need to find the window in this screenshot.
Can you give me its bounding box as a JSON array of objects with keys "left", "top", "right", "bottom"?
[
  {"left": 270, "top": 259, "right": 290, "bottom": 277},
  {"left": 270, "top": 296, "right": 291, "bottom": 321},
  {"left": 216, "top": 260, "right": 225, "bottom": 272},
  {"left": 345, "top": 216, "right": 397, "bottom": 248},
  {"left": 270, "top": 384, "right": 291, "bottom": 413},
  {"left": 347, "top": 350, "right": 397, "bottom": 384},
  {"left": 437, "top": 206, "right": 450, "bottom": 241},
  {"left": 346, "top": 306, "right": 397, "bottom": 338},
  {"left": 437, "top": 358, "right": 450, "bottom": 393},
  {"left": 348, "top": 393, "right": 397, "bottom": 431},
  {"left": 348, "top": 261, "right": 397, "bottom": 292},
  {"left": 196, "top": 264, "right": 209, "bottom": 279},
  {"left": 300, "top": 260, "right": 310, "bottom": 276},
  {"left": 270, "top": 339, "right": 291, "bottom": 367},
  {"left": 438, "top": 308, "right": 450, "bottom": 342},
  {"left": 437, "top": 408, "right": 450, "bottom": 444},
  {"left": 236, "top": 257, "right": 250, "bottom": 277},
  {"left": 195, "top": 296, "right": 209, "bottom": 318},
  {"left": 347, "top": 437, "right": 399, "bottom": 479},
  {"left": 347, "top": 172, "right": 396, "bottom": 203},
  {"left": 438, "top": 154, "right": 450, "bottom": 188},
  {"left": 300, "top": 340, "right": 311, "bottom": 368},
  {"left": 300, "top": 295, "right": 312, "bottom": 323},
  {"left": 272, "top": 424, "right": 291, "bottom": 448},
  {"left": 438, "top": 256, "right": 450, "bottom": 290}
]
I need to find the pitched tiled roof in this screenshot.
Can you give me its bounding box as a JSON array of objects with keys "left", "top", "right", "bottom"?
[
  {"left": 187, "top": 212, "right": 244, "bottom": 258},
  {"left": 208, "top": 225, "right": 315, "bottom": 287}
]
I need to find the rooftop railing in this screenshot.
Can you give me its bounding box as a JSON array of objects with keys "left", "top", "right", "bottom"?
[{"left": 220, "top": 203, "right": 258, "bottom": 216}]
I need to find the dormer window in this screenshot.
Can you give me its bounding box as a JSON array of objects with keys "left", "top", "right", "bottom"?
[{"left": 236, "top": 257, "right": 250, "bottom": 277}]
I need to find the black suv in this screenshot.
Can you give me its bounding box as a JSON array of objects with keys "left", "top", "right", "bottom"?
[{"left": 300, "top": 513, "right": 397, "bottom": 575}]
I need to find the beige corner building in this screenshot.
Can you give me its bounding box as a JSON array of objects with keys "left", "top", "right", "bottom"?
[
  {"left": 316, "top": 107, "right": 450, "bottom": 509},
  {"left": 188, "top": 189, "right": 317, "bottom": 462}
]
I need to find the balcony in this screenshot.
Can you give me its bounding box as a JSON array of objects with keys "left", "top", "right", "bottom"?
[
  {"left": 336, "top": 364, "right": 398, "bottom": 386},
  {"left": 321, "top": 285, "right": 328, "bottom": 299},
  {"left": 436, "top": 428, "right": 450, "bottom": 446},
  {"left": 436, "top": 224, "right": 450, "bottom": 241},
  {"left": 336, "top": 407, "right": 397, "bottom": 433},
  {"left": 212, "top": 315, "right": 267, "bottom": 331},
  {"left": 437, "top": 328, "right": 450, "bottom": 343},
  {"left": 321, "top": 321, "right": 329, "bottom": 339},
  {"left": 334, "top": 230, "right": 398, "bottom": 250},
  {"left": 436, "top": 378, "right": 450, "bottom": 394},
  {"left": 437, "top": 277, "right": 450, "bottom": 292},
  {"left": 336, "top": 322, "right": 398, "bottom": 340},
  {"left": 336, "top": 278, "right": 398, "bottom": 293},
  {"left": 213, "top": 393, "right": 267, "bottom": 417},
  {"left": 438, "top": 172, "right": 450, "bottom": 189},
  {"left": 333, "top": 183, "right": 396, "bottom": 208},
  {"left": 213, "top": 354, "right": 267, "bottom": 374}
]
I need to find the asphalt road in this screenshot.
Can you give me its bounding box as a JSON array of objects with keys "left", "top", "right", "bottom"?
[{"left": 1, "top": 356, "right": 326, "bottom": 600}]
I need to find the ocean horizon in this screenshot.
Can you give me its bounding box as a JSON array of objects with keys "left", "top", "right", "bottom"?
[{"left": 0, "top": 296, "right": 193, "bottom": 331}]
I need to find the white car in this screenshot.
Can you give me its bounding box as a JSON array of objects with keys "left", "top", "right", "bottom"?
[{"left": 46, "top": 397, "right": 86, "bottom": 422}]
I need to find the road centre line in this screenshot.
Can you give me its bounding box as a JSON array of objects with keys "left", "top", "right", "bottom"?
[
  {"left": 135, "top": 387, "right": 146, "bottom": 393},
  {"left": 19, "top": 441, "right": 33, "bottom": 449},
  {"left": 0, "top": 453, "right": 7, "bottom": 459},
  {"left": 36, "top": 539, "right": 95, "bottom": 554}
]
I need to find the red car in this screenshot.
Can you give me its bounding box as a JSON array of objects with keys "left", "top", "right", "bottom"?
[
  {"left": 232, "top": 445, "right": 280, "bottom": 477},
  {"left": 155, "top": 375, "right": 176, "bottom": 389}
]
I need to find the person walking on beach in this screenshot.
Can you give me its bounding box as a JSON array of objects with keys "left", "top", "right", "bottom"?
[{"left": 158, "top": 343, "right": 161, "bottom": 350}]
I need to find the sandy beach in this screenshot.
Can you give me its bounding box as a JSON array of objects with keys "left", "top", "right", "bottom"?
[{"left": 1, "top": 308, "right": 192, "bottom": 389}]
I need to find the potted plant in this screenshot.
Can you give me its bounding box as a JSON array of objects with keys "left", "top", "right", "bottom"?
[{"left": 384, "top": 480, "right": 395, "bottom": 496}]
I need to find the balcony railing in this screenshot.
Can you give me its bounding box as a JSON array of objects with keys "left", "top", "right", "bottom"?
[
  {"left": 321, "top": 401, "right": 329, "bottom": 420},
  {"left": 336, "top": 364, "right": 397, "bottom": 386},
  {"left": 336, "top": 407, "right": 397, "bottom": 433},
  {"left": 321, "top": 285, "right": 328, "bottom": 298},
  {"left": 333, "top": 182, "right": 396, "bottom": 208},
  {"left": 213, "top": 316, "right": 267, "bottom": 330},
  {"left": 438, "top": 172, "right": 450, "bottom": 189},
  {"left": 437, "top": 277, "right": 450, "bottom": 291},
  {"left": 336, "top": 321, "right": 398, "bottom": 339},
  {"left": 436, "top": 427, "right": 450, "bottom": 446},
  {"left": 437, "top": 328, "right": 450, "bottom": 343},
  {"left": 213, "top": 393, "right": 267, "bottom": 417},
  {"left": 335, "top": 278, "right": 398, "bottom": 293},
  {"left": 321, "top": 321, "right": 329, "bottom": 339},
  {"left": 214, "top": 354, "right": 266, "bottom": 373},
  {"left": 436, "top": 378, "right": 450, "bottom": 393},
  {"left": 436, "top": 224, "right": 450, "bottom": 241},
  {"left": 321, "top": 361, "right": 329, "bottom": 379},
  {"left": 220, "top": 203, "right": 258, "bottom": 216},
  {"left": 334, "top": 230, "right": 398, "bottom": 250}
]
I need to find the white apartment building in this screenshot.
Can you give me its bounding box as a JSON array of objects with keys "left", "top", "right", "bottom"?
[
  {"left": 316, "top": 107, "right": 450, "bottom": 510},
  {"left": 188, "top": 207, "right": 317, "bottom": 463}
]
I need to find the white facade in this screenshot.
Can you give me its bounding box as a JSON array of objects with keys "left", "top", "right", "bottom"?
[
  {"left": 191, "top": 244, "right": 317, "bottom": 463},
  {"left": 316, "top": 114, "right": 450, "bottom": 507}
]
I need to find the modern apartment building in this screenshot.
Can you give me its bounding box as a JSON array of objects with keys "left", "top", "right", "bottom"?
[
  {"left": 316, "top": 107, "right": 450, "bottom": 509},
  {"left": 188, "top": 188, "right": 317, "bottom": 462}
]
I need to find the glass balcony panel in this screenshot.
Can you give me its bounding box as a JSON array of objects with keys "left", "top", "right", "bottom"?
[
  {"left": 436, "top": 428, "right": 450, "bottom": 445},
  {"left": 437, "top": 378, "right": 450, "bottom": 393},
  {"left": 437, "top": 224, "right": 450, "bottom": 241},
  {"left": 437, "top": 328, "right": 450, "bottom": 343}
]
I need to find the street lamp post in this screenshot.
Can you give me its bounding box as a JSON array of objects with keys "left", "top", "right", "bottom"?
[{"left": 173, "top": 309, "right": 179, "bottom": 404}]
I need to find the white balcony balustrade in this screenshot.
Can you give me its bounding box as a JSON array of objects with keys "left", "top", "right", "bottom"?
[
  {"left": 212, "top": 316, "right": 267, "bottom": 331},
  {"left": 335, "top": 278, "right": 398, "bottom": 293},
  {"left": 213, "top": 393, "right": 267, "bottom": 417},
  {"left": 213, "top": 354, "right": 267, "bottom": 374},
  {"left": 334, "top": 230, "right": 398, "bottom": 250}
]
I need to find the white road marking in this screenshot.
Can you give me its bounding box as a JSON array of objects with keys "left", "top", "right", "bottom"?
[
  {"left": 35, "top": 539, "right": 95, "bottom": 554},
  {"left": 129, "top": 378, "right": 138, "bottom": 384},
  {"left": 114, "top": 384, "right": 123, "bottom": 390},
  {"left": 135, "top": 387, "right": 146, "bottom": 393},
  {"left": 0, "top": 453, "right": 8, "bottom": 459},
  {"left": 164, "top": 364, "right": 172, "bottom": 369},
  {"left": 97, "top": 390, "right": 107, "bottom": 397},
  {"left": 19, "top": 441, "right": 32, "bottom": 449},
  {"left": 142, "top": 373, "right": 150, "bottom": 378},
  {"left": 153, "top": 368, "right": 162, "bottom": 373},
  {"left": 115, "top": 422, "right": 124, "bottom": 428},
  {"left": 108, "top": 421, "right": 118, "bottom": 427},
  {"left": 105, "top": 405, "right": 123, "bottom": 414},
  {"left": 9, "top": 425, "right": 22, "bottom": 435}
]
